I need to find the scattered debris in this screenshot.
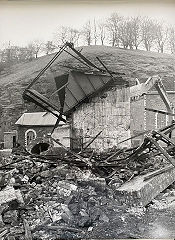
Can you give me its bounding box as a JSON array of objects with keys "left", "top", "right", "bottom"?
[
  {"left": 1, "top": 42, "right": 175, "bottom": 238},
  {"left": 0, "top": 120, "right": 175, "bottom": 238}
]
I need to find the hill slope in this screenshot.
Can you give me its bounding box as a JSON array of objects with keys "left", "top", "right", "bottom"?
[{"left": 0, "top": 45, "right": 175, "bottom": 138}]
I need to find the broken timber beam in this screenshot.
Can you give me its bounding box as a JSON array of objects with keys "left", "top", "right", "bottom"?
[
  {"left": 145, "top": 108, "right": 175, "bottom": 116},
  {"left": 23, "top": 219, "right": 32, "bottom": 240},
  {"left": 127, "top": 137, "right": 150, "bottom": 160},
  {"left": 147, "top": 136, "right": 175, "bottom": 167},
  {"left": 143, "top": 165, "right": 174, "bottom": 181},
  {"left": 105, "top": 148, "right": 126, "bottom": 163},
  {"left": 82, "top": 130, "right": 103, "bottom": 151},
  {"left": 50, "top": 137, "right": 92, "bottom": 167},
  {"left": 152, "top": 130, "right": 175, "bottom": 147},
  {"left": 0, "top": 229, "right": 8, "bottom": 239}
]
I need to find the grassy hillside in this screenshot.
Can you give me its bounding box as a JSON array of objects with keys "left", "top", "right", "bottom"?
[
  {"left": 1, "top": 45, "right": 175, "bottom": 104},
  {"left": 0, "top": 45, "right": 175, "bottom": 137}
]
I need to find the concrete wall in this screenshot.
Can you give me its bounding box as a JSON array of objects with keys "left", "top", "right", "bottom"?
[{"left": 71, "top": 86, "right": 131, "bottom": 151}]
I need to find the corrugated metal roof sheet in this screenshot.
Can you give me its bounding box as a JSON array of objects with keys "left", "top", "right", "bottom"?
[
  {"left": 15, "top": 112, "right": 65, "bottom": 126},
  {"left": 55, "top": 71, "right": 121, "bottom": 114}
]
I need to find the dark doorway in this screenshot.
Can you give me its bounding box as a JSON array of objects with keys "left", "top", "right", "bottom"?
[{"left": 13, "top": 135, "right": 16, "bottom": 148}]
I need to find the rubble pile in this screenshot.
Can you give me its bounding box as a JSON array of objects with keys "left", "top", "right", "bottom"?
[
  {"left": 0, "top": 142, "right": 171, "bottom": 240},
  {"left": 0, "top": 154, "right": 114, "bottom": 239}
]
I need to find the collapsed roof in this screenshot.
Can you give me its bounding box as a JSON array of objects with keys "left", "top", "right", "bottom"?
[{"left": 23, "top": 42, "right": 127, "bottom": 119}]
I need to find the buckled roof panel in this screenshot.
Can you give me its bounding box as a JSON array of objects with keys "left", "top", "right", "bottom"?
[{"left": 54, "top": 71, "right": 114, "bottom": 115}]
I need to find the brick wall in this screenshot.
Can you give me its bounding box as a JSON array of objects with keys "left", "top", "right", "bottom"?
[
  {"left": 71, "top": 86, "right": 131, "bottom": 151},
  {"left": 145, "top": 92, "right": 175, "bottom": 130},
  {"left": 17, "top": 125, "right": 53, "bottom": 146},
  {"left": 130, "top": 92, "right": 175, "bottom": 142}
]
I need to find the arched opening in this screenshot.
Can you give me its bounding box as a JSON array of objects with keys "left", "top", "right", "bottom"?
[{"left": 25, "top": 129, "right": 37, "bottom": 146}]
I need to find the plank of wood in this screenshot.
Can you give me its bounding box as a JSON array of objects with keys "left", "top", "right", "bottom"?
[
  {"left": 0, "top": 229, "right": 8, "bottom": 238},
  {"left": 147, "top": 136, "right": 175, "bottom": 167},
  {"left": 50, "top": 137, "right": 92, "bottom": 167},
  {"left": 145, "top": 108, "right": 175, "bottom": 116},
  {"left": 23, "top": 219, "right": 32, "bottom": 240},
  {"left": 152, "top": 130, "right": 175, "bottom": 147},
  {"left": 127, "top": 137, "right": 150, "bottom": 160},
  {"left": 83, "top": 131, "right": 103, "bottom": 151},
  {"left": 144, "top": 165, "right": 174, "bottom": 181},
  {"left": 105, "top": 148, "right": 126, "bottom": 163}
]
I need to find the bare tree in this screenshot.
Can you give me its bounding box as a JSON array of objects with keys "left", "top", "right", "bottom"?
[
  {"left": 69, "top": 28, "right": 80, "bottom": 46},
  {"left": 154, "top": 21, "right": 169, "bottom": 53},
  {"left": 28, "top": 40, "right": 43, "bottom": 58},
  {"left": 98, "top": 20, "right": 107, "bottom": 45},
  {"left": 53, "top": 26, "right": 68, "bottom": 46},
  {"left": 118, "top": 17, "right": 134, "bottom": 49},
  {"left": 169, "top": 26, "right": 175, "bottom": 54},
  {"left": 130, "top": 16, "right": 143, "bottom": 50},
  {"left": 82, "top": 21, "right": 93, "bottom": 46},
  {"left": 43, "top": 41, "right": 56, "bottom": 55},
  {"left": 93, "top": 18, "right": 99, "bottom": 45},
  {"left": 106, "top": 13, "right": 121, "bottom": 47},
  {"left": 141, "top": 17, "right": 157, "bottom": 51},
  {"left": 53, "top": 26, "right": 80, "bottom": 47}
]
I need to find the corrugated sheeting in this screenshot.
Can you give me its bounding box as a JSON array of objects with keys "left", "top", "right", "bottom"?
[
  {"left": 55, "top": 71, "right": 116, "bottom": 115},
  {"left": 15, "top": 112, "right": 65, "bottom": 126}
]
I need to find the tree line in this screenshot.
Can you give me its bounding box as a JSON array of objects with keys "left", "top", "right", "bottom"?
[{"left": 0, "top": 13, "right": 175, "bottom": 72}]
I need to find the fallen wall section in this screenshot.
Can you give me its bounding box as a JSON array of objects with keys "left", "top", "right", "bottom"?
[{"left": 114, "top": 167, "right": 175, "bottom": 207}]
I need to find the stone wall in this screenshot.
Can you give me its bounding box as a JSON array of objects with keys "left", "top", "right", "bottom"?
[{"left": 71, "top": 86, "right": 131, "bottom": 151}]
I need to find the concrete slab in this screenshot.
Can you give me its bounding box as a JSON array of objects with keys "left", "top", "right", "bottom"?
[{"left": 114, "top": 167, "right": 175, "bottom": 207}]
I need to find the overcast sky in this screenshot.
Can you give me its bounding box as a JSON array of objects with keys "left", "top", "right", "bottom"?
[{"left": 0, "top": 0, "right": 175, "bottom": 48}]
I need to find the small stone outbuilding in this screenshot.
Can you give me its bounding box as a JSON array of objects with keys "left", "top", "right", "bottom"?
[{"left": 15, "top": 112, "right": 69, "bottom": 147}]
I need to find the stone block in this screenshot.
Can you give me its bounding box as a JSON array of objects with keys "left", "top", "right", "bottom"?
[
  {"left": 114, "top": 167, "right": 175, "bottom": 207},
  {"left": 3, "top": 210, "right": 18, "bottom": 225},
  {"left": 0, "top": 186, "right": 24, "bottom": 205}
]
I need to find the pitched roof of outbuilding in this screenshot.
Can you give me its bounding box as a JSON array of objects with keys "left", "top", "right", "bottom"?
[{"left": 15, "top": 112, "right": 65, "bottom": 126}]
